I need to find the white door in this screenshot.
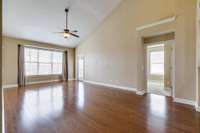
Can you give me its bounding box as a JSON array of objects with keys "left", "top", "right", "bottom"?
[{"left": 78, "top": 57, "right": 84, "bottom": 81}]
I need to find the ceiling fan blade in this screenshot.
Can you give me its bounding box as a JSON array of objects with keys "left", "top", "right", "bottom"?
[
  {"left": 53, "top": 32, "right": 65, "bottom": 34},
  {"left": 71, "top": 30, "right": 78, "bottom": 33},
  {"left": 69, "top": 32, "right": 79, "bottom": 38}
]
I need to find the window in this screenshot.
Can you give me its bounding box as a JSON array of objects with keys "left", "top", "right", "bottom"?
[
  {"left": 150, "top": 51, "right": 164, "bottom": 75},
  {"left": 24, "top": 47, "right": 63, "bottom": 76}
]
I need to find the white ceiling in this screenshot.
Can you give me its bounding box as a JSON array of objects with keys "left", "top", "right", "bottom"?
[{"left": 3, "top": 0, "right": 122, "bottom": 47}]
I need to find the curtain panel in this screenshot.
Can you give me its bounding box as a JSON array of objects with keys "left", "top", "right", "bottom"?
[
  {"left": 62, "top": 51, "right": 68, "bottom": 81},
  {"left": 18, "top": 45, "right": 26, "bottom": 86}
]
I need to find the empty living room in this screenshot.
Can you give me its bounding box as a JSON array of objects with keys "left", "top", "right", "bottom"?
[{"left": 1, "top": 0, "right": 200, "bottom": 133}]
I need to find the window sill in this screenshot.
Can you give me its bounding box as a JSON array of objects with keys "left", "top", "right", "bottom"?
[
  {"left": 149, "top": 73, "right": 164, "bottom": 76},
  {"left": 26, "top": 74, "right": 62, "bottom": 78}
]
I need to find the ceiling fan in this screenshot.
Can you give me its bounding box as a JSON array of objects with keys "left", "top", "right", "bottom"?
[{"left": 54, "top": 9, "right": 79, "bottom": 38}]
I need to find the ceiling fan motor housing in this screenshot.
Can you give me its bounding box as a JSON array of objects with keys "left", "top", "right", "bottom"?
[
  {"left": 64, "top": 29, "right": 69, "bottom": 32},
  {"left": 65, "top": 8, "right": 69, "bottom": 12}
]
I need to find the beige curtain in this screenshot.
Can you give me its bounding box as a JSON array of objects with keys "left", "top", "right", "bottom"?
[
  {"left": 62, "top": 51, "right": 68, "bottom": 81},
  {"left": 18, "top": 45, "right": 26, "bottom": 86}
]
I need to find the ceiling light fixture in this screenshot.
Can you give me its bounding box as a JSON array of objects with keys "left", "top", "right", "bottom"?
[{"left": 54, "top": 8, "right": 79, "bottom": 39}]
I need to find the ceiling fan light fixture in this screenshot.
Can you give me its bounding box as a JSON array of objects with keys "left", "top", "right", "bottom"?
[
  {"left": 54, "top": 8, "right": 79, "bottom": 38},
  {"left": 64, "top": 32, "right": 70, "bottom": 38}
]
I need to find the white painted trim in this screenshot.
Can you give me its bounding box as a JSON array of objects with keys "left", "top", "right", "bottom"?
[
  {"left": 196, "top": 106, "right": 200, "bottom": 112},
  {"left": 3, "top": 84, "right": 18, "bottom": 89},
  {"left": 136, "top": 16, "right": 176, "bottom": 31},
  {"left": 195, "top": 103, "right": 200, "bottom": 112},
  {"left": 84, "top": 80, "right": 137, "bottom": 92},
  {"left": 68, "top": 78, "right": 76, "bottom": 81},
  {"left": 77, "top": 55, "right": 85, "bottom": 81},
  {"left": 2, "top": 84, "right": 5, "bottom": 133},
  {"left": 173, "top": 98, "right": 196, "bottom": 106},
  {"left": 136, "top": 90, "right": 146, "bottom": 96}
]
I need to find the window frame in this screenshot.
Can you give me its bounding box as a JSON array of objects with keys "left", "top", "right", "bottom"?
[{"left": 24, "top": 46, "right": 64, "bottom": 76}]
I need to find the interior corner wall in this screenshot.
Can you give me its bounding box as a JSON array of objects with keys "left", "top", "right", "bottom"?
[
  {"left": 174, "top": 0, "right": 196, "bottom": 101},
  {"left": 76, "top": 0, "right": 197, "bottom": 101},
  {"left": 197, "top": 0, "right": 200, "bottom": 107},
  {"left": 2, "top": 36, "right": 76, "bottom": 86},
  {"left": 0, "top": 0, "right": 2, "bottom": 131}
]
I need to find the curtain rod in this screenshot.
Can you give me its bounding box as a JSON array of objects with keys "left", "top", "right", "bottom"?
[{"left": 22, "top": 44, "right": 66, "bottom": 52}]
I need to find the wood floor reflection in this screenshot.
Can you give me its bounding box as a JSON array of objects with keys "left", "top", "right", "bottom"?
[{"left": 4, "top": 81, "right": 200, "bottom": 133}]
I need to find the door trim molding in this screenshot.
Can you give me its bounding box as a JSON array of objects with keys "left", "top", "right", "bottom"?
[
  {"left": 77, "top": 55, "right": 85, "bottom": 81},
  {"left": 136, "top": 16, "right": 176, "bottom": 31}
]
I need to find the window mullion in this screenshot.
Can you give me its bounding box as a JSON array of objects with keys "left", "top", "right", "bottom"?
[
  {"left": 37, "top": 49, "right": 39, "bottom": 75},
  {"left": 51, "top": 52, "right": 53, "bottom": 74}
]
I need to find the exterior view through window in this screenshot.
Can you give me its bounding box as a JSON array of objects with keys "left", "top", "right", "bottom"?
[
  {"left": 24, "top": 47, "right": 63, "bottom": 76},
  {"left": 78, "top": 57, "right": 84, "bottom": 81},
  {"left": 150, "top": 51, "right": 164, "bottom": 75}
]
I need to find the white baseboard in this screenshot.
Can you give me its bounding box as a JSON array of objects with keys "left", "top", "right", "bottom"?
[
  {"left": 196, "top": 106, "right": 200, "bottom": 112},
  {"left": 2, "top": 83, "right": 5, "bottom": 133},
  {"left": 136, "top": 90, "right": 146, "bottom": 96},
  {"left": 68, "top": 79, "right": 76, "bottom": 81},
  {"left": 195, "top": 103, "right": 200, "bottom": 112},
  {"left": 84, "top": 80, "right": 137, "bottom": 92},
  {"left": 3, "top": 84, "right": 18, "bottom": 89},
  {"left": 173, "top": 98, "right": 196, "bottom": 106}
]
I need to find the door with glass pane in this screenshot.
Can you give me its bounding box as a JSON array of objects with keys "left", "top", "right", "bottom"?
[
  {"left": 78, "top": 57, "right": 84, "bottom": 81},
  {"left": 147, "top": 44, "right": 165, "bottom": 95}
]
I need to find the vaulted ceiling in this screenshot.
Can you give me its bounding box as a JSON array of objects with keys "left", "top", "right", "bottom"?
[{"left": 3, "top": 0, "right": 122, "bottom": 47}]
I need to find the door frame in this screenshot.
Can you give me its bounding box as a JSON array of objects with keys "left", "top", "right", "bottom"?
[
  {"left": 145, "top": 40, "right": 175, "bottom": 97},
  {"left": 146, "top": 42, "right": 165, "bottom": 93}
]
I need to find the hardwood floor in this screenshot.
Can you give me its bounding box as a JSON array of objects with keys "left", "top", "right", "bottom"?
[{"left": 4, "top": 81, "right": 200, "bottom": 133}]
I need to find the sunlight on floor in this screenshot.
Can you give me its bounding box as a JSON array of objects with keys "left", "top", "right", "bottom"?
[
  {"left": 147, "top": 94, "right": 168, "bottom": 132},
  {"left": 148, "top": 80, "right": 171, "bottom": 96},
  {"left": 21, "top": 86, "right": 64, "bottom": 128},
  {"left": 77, "top": 82, "right": 85, "bottom": 109}
]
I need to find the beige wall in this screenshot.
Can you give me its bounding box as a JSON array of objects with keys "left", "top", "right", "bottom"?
[
  {"left": 164, "top": 43, "right": 173, "bottom": 88},
  {"left": 2, "top": 36, "right": 75, "bottom": 86},
  {"left": 77, "top": 0, "right": 197, "bottom": 101}
]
